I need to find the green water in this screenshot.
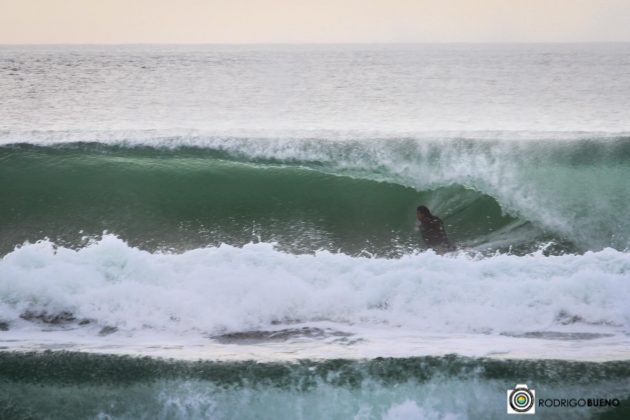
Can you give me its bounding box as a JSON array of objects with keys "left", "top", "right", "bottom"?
[
  {"left": 0, "top": 352, "right": 628, "bottom": 420},
  {"left": 3, "top": 142, "right": 603, "bottom": 256}
]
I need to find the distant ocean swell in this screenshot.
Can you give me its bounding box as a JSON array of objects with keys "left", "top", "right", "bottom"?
[{"left": 1, "top": 135, "right": 629, "bottom": 255}]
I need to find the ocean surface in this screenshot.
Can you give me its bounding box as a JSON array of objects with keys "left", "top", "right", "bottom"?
[{"left": 1, "top": 44, "right": 629, "bottom": 419}]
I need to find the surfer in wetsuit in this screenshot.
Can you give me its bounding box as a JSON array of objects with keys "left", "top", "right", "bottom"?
[{"left": 416, "top": 206, "right": 453, "bottom": 253}]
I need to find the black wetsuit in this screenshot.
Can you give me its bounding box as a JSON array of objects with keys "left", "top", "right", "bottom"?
[{"left": 419, "top": 216, "right": 452, "bottom": 251}]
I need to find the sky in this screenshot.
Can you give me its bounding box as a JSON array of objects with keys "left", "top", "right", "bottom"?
[{"left": 1, "top": 0, "right": 630, "bottom": 44}]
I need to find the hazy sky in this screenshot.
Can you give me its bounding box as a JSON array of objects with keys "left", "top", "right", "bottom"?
[{"left": 2, "top": 0, "right": 630, "bottom": 44}]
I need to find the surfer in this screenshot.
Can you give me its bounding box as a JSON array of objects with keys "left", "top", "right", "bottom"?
[{"left": 416, "top": 206, "right": 453, "bottom": 253}]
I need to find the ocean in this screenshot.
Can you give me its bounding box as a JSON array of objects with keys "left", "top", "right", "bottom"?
[{"left": 0, "top": 44, "right": 629, "bottom": 419}]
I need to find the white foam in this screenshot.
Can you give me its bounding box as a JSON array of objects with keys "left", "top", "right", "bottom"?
[{"left": 1, "top": 235, "right": 628, "bottom": 340}]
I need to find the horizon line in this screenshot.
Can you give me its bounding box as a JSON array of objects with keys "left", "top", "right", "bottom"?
[{"left": 2, "top": 41, "right": 630, "bottom": 46}]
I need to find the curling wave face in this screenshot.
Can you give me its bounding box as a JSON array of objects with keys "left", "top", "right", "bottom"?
[{"left": 1, "top": 136, "right": 629, "bottom": 255}]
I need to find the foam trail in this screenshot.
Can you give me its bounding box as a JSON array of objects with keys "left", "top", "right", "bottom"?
[{"left": 1, "top": 235, "right": 628, "bottom": 337}]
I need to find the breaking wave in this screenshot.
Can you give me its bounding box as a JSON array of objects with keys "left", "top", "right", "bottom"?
[{"left": 2, "top": 135, "right": 629, "bottom": 254}]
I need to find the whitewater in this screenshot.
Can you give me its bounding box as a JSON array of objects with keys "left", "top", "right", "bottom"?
[{"left": 1, "top": 44, "right": 630, "bottom": 419}]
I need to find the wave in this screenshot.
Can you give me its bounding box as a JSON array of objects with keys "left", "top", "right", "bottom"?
[
  {"left": 2, "top": 136, "right": 629, "bottom": 254},
  {"left": 1, "top": 235, "right": 628, "bottom": 337},
  {"left": 0, "top": 143, "right": 534, "bottom": 256},
  {"left": 1, "top": 352, "right": 629, "bottom": 419}
]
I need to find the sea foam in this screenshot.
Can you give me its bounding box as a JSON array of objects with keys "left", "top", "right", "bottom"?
[{"left": 1, "top": 235, "right": 628, "bottom": 338}]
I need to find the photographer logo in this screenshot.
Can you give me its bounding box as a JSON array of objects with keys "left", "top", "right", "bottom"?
[{"left": 507, "top": 384, "right": 536, "bottom": 414}]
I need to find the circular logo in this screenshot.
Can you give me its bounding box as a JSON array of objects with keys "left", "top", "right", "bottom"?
[{"left": 509, "top": 387, "right": 534, "bottom": 413}]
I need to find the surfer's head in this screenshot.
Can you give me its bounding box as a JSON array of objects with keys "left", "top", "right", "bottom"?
[{"left": 416, "top": 205, "right": 431, "bottom": 221}]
